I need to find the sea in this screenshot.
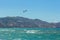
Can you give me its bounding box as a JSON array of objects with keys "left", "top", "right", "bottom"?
[{"left": 0, "top": 28, "right": 60, "bottom": 40}]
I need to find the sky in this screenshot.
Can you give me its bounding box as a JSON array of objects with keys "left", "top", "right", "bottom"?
[{"left": 0, "top": 0, "right": 60, "bottom": 22}]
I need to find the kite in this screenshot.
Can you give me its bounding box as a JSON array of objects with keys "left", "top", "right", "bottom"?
[{"left": 23, "top": 9, "right": 28, "bottom": 13}]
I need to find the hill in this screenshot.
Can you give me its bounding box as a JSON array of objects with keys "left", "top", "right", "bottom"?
[{"left": 0, "top": 16, "right": 59, "bottom": 28}]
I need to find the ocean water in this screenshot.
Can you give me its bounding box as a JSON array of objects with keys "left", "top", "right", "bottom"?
[{"left": 0, "top": 28, "right": 60, "bottom": 40}]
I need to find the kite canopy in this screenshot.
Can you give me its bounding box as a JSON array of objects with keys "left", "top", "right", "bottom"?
[{"left": 23, "top": 9, "right": 28, "bottom": 13}]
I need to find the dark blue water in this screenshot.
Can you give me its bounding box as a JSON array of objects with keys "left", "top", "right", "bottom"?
[{"left": 0, "top": 28, "right": 60, "bottom": 40}]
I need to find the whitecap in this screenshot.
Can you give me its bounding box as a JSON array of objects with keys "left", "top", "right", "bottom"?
[{"left": 26, "top": 30, "right": 37, "bottom": 33}]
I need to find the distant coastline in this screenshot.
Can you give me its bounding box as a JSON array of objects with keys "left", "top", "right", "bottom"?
[{"left": 0, "top": 16, "right": 60, "bottom": 28}]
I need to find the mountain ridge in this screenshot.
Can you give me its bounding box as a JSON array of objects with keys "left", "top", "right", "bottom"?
[{"left": 0, "top": 16, "right": 60, "bottom": 28}]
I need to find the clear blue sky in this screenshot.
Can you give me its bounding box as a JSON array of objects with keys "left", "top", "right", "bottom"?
[{"left": 0, "top": 0, "right": 60, "bottom": 22}]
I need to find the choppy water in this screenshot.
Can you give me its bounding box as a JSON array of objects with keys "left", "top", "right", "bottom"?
[{"left": 0, "top": 28, "right": 60, "bottom": 40}]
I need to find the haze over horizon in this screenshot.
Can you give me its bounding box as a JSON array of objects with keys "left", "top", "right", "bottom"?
[{"left": 0, "top": 0, "right": 60, "bottom": 22}]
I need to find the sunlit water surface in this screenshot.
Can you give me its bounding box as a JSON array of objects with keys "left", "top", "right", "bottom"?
[{"left": 0, "top": 28, "right": 60, "bottom": 40}]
